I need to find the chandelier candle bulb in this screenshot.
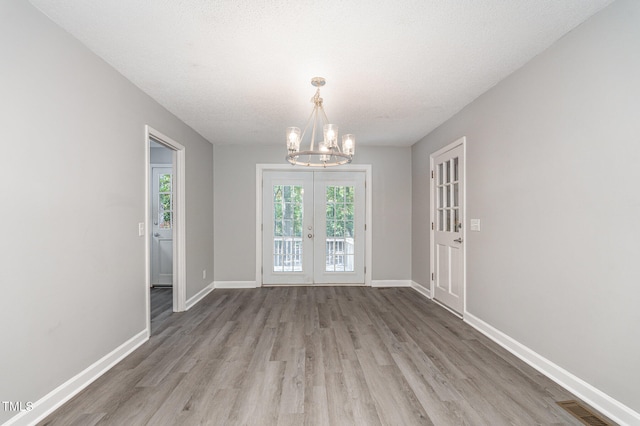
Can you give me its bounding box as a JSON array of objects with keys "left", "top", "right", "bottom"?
[
  {"left": 342, "top": 134, "right": 355, "bottom": 156},
  {"left": 286, "top": 77, "right": 355, "bottom": 167},
  {"left": 286, "top": 127, "right": 301, "bottom": 153},
  {"left": 323, "top": 124, "right": 338, "bottom": 148},
  {"left": 319, "top": 141, "right": 330, "bottom": 162}
]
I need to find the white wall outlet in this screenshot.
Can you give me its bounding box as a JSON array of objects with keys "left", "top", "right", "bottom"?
[
  {"left": 138, "top": 222, "right": 145, "bottom": 236},
  {"left": 202, "top": 270, "right": 207, "bottom": 279},
  {"left": 470, "top": 219, "right": 481, "bottom": 232}
]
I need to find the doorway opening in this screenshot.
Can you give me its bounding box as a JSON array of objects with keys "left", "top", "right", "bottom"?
[
  {"left": 145, "top": 126, "right": 187, "bottom": 334},
  {"left": 149, "top": 142, "right": 173, "bottom": 326}
]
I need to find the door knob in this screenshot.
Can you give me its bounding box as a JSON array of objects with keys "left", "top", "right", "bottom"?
[
  {"left": 453, "top": 238, "right": 463, "bottom": 243},
  {"left": 308, "top": 234, "right": 313, "bottom": 239}
]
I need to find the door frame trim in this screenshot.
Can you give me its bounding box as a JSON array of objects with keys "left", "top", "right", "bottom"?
[
  {"left": 256, "top": 164, "right": 372, "bottom": 287},
  {"left": 145, "top": 126, "right": 187, "bottom": 334},
  {"left": 429, "top": 137, "right": 467, "bottom": 317}
]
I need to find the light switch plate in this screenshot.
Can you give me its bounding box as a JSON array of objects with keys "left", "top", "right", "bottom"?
[
  {"left": 470, "top": 219, "right": 481, "bottom": 231},
  {"left": 138, "top": 222, "right": 145, "bottom": 236}
]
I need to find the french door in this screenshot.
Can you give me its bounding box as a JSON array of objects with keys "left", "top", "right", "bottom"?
[
  {"left": 432, "top": 142, "right": 465, "bottom": 314},
  {"left": 262, "top": 171, "right": 365, "bottom": 285}
]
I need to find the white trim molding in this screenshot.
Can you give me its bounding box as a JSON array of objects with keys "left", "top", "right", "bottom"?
[
  {"left": 185, "top": 282, "right": 215, "bottom": 310},
  {"left": 410, "top": 280, "right": 432, "bottom": 299},
  {"left": 5, "top": 330, "right": 148, "bottom": 426},
  {"left": 214, "top": 281, "right": 258, "bottom": 289},
  {"left": 145, "top": 125, "right": 188, "bottom": 328},
  {"left": 464, "top": 312, "right": 640, "bottom": 426},
  {"left": 371, "top": 280, "right": 412, "bottom": 288}
]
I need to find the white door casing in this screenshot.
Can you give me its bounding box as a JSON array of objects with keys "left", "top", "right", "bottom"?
[
  {"left": 261, "top": 169, "right": 367, "bottom": 286},
  {"left": 145, "top": 126, "right": 187, "bottom": 328},
  {"left": 431, "top": 138, "right": 466, "bottom": 315},
  {"left": 151, "top": 166, "right": 174, "bottom": 286}
]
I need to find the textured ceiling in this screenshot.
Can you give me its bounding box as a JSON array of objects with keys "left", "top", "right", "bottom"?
[{"left": 30, "top": 0, "right": 613, "bottom": 147}]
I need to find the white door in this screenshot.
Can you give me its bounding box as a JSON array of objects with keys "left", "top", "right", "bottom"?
[
  {"left": 263, "top": 171, "right": 314, "bottom": 285},
  {"left": 313, "top": 172, "right": 365, "bottom": 284},
  {"left": 151, "top": 166, "right": 173, "bottom": 286},
  {"left": 262, "top": 170, "right": 366, "bottom": 285},
  {"left": 433, "top": 144, "right": 465, "bottom": 314}
]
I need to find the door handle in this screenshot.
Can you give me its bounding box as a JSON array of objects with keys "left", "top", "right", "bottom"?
[
  {"left": 453, "top": 238, "right": 463, "bottom": 243},
  {"left": 154, "top": 233, "right": 161, "bottom": 237},
  {"left": 308, "top": 234, "right": 313, "bottom": 239}
]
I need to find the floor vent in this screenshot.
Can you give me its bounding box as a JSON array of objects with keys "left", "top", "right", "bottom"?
[{"left": 556, "top": 400, "right": 611, "bottom": 426}]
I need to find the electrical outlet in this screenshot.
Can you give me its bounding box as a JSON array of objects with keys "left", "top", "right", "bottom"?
[
  {"left": 138, "top": 222, "right": 145, "bottom": 236},
  {"left": 202, "top": 270, "right": 207, "bottom": 279}
]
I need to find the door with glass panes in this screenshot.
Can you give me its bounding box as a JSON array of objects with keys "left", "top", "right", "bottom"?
[
  {"left": 151, "top": 166, "right": 173, "bottom": 286},
  {"left": 433, "top": 143, "right": 465, "bottom": 314},
  {"left": 262, "top": 171, "right": 365, "bottom": 285}
]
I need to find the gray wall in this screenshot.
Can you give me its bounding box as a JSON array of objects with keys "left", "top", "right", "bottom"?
[
  {"left": 412, "top": 0, "right": 640, "bottom": 413},
  {"left": 214, "top": 145, "right": 411, "bottom": 283},
  {"left": 355, "top": 147, "right": 412, "bottom": 281},
  {"left": 0, "top": 1, "right": 213, "bottom": 423}
]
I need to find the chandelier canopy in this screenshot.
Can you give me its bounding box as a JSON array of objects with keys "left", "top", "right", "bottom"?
[{"left": 286, "top": 77, "right": 355, "bottom": 167}]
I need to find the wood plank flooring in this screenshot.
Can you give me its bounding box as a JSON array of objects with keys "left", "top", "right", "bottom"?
[
  {"left": 150, "top": 287, "right": 173, "bottom": 329},
  {"left": 39, "top": 287, "right": 606, "bottom": 425}
]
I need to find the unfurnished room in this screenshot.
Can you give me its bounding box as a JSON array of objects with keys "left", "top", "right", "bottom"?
[{"left": 1, "top": 0, "right": 639, "bottom": 425}]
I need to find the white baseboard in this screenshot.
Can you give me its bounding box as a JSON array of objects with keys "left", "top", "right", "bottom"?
[
  {"left": 410, "top": 280, "right": 432, "bottom": 299},
  {"left": 213, "top": 281, "right": 258, "bottom": 289},
  {"left": 5, "top": 330, "right": 148, "bottom": 426},
  {"left": 185, "top": 282, "right": 214, "bottom": 310},
  {"left": 464, "top": 312, "right": 640, "bottom": 426},
  {"left": 371, "top": 280, "right": 412, "bottom": 288}
]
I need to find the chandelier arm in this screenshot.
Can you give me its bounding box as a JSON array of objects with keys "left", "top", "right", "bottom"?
[
  {"left": 319, "top": 104, "right": 330, "bottom": 127},
  {"left": 310, "top": 104, "right": 319, "bottom": 152},
  {"left": 298, "top": 103, "right": 316, "bottom": 147}
]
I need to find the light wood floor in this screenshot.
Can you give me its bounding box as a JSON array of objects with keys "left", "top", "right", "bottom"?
[{"left": 40, "top": 287, "right": 604, "bottom": 425}]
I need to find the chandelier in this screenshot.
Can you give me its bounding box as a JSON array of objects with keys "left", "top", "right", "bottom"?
[{"left": 286, "top": 77, "right": 355, "bottom": 167}]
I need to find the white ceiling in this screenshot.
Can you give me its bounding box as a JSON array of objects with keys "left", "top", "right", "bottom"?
[{"left": 30, "top": 0, "right": 613, "bottom": 147}]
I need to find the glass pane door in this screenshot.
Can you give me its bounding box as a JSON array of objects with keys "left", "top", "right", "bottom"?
[
  {"left": 433, "top": 143, "right": 465, "bottom": 314},
  {"left": 313, "top": 171, "right": 365, "bottom": 284},
  {"left": 262, "top": 171, "right": 314, "bottom": 285},
  {"left": 262, "top": 170, "right": 365, "bottom": 285},
  {"left": 151, "top": 166, "right": 174, "bottom": 286}
]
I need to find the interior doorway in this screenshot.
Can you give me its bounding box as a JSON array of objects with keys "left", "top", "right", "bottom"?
[
  {"left": 145, "top": 126, "right": 187, "bottom": 334},
  {"left": 149, "top": 141, "right": 173, "bottom": 327}
]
